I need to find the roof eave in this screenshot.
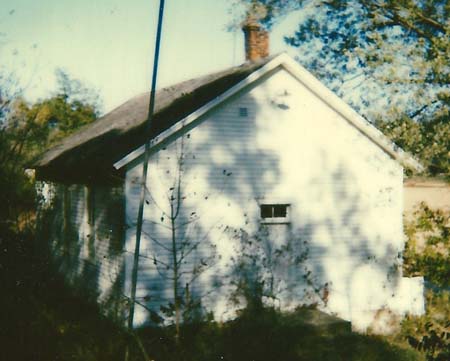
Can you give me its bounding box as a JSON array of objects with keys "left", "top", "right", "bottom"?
[
  {"left": 278, "top": 55, "right": 423, "bottom": 172},
  {"left": 113, "top": 54, "right": 287, "bottom": 170},
  {"left": 114, "top": 53, "right": 423, "bottom": 173}
]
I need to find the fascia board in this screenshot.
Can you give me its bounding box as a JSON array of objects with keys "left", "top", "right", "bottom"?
[
  {"left": 115, "top": 53, "right": 423, "bottom": 172},
  {"left": 279, "top": 54, "right": 423, "bottom": 172},
  {"left": 113, "top": 54, "right": 286, "bottom": 170}
]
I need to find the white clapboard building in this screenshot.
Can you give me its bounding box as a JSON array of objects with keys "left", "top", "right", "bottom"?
[{"left": 34, "top": 20, "right": 424, "bottom": 331}]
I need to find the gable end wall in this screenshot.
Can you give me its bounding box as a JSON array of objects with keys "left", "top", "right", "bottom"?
[{"left": 124, "top": 68, "right": 422, "bottom": 329}]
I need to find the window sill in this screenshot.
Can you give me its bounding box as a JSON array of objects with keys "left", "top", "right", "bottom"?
[{"left": 260, "top": 217, "right": 291, "bottom": 225}]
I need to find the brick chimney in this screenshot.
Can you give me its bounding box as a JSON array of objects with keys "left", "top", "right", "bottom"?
[{"left": 242, "top": 17, "right": 269, "bottom": 62}]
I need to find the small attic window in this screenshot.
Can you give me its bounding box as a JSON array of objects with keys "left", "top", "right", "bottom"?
[
  {"left": 239, "top": 107, "right": 248, "bottom": 117},
  {"left": 260, "top": 204, "right": 290, "bottom": 223}
]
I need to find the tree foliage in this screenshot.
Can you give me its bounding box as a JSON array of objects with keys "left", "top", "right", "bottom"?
[
  {"left": 403, "top": 204, "right": 449, "bottom": 289},
  {"left": 0, "top": 69, "right": 103, "bottom": 359},
  {"left": 399, "top": 204, "right": 450, "bottom": 361},
  {"left": 0, "top": 70, "right": 99, "bottom": 233},
  {"left": 401, "top": 290, "right": 450, "bottom": 361},
  {"left": 236, "top": 0, "right": 449, "bottom": 120},
  {"left": 375, "top": 116, "right": 450, "bottom": 176}
]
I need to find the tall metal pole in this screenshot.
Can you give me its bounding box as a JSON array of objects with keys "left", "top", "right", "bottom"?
[{"left": 128, "top": 0, "right": 166, "bottom": 331}]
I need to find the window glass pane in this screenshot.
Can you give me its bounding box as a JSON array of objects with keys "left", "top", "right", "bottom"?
[
  {"left": 239, "top": 107, "right": 248, "bottom": 117},
  {"left": 260, "top": 205, "right": 273, "bottom": 218},
  {"left": 273, "top": 205, "right": 287, "bottom": 217}
]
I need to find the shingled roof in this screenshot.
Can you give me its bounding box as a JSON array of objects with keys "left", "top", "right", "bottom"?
[{"left": 33, "top": 56, "right": 275, "bottom": 183}]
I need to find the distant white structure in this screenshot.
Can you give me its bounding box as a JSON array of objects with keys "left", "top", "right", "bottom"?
[{"left": 404, "top": 177, "right": 450, "bottom": 214}]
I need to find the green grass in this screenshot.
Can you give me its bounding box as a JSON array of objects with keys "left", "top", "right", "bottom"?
[
  {"left": 0, "top": 229, "right": 424, "bottom": 361},
  {"left": 1, "top": 228, "right": 127, "bottom": 361},
  {"left": 133, "top": 308, "right": 424, "bottom": 361}
]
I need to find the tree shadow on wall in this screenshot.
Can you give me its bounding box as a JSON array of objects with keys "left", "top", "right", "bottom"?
[
  {"left": 130, "top": 79, "right": 406, "bottom": 331},
  {"left": 38, "top": 183, "right": 128, "bottom": 323}
]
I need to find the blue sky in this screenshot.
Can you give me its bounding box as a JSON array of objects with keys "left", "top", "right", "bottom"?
[{"left": 1, "top": 0, "right": 301, "bottom": 113}]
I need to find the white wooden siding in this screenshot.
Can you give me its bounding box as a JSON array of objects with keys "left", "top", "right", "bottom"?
[
  {"left": 125, "top": 68, "right": 423, "bottom": 329},
  {"left": 39, "top": 183, "right": 126, "bottom": 321}
]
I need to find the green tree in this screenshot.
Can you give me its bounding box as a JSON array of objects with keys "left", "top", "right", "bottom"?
[
  {"left": 133, "top": 135, "right": 230, "bottom": 341},
  {"left": 0, "top": 70, "right": 99, "bottom": 233},
  {"left": 234, "top": 0, "right": 449, "bottom": 120},
  {"left": 0, "top": 69, "right": 103, "bottom": 359},
  {"left": 399, "top": 204, "right": 450, "bottom": 361},
  {"left": 403, "top": 204, "right": 449, "bottom": 288},
  {"left": 375, "top": 116, "right": 450, "bottom": 176}
]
